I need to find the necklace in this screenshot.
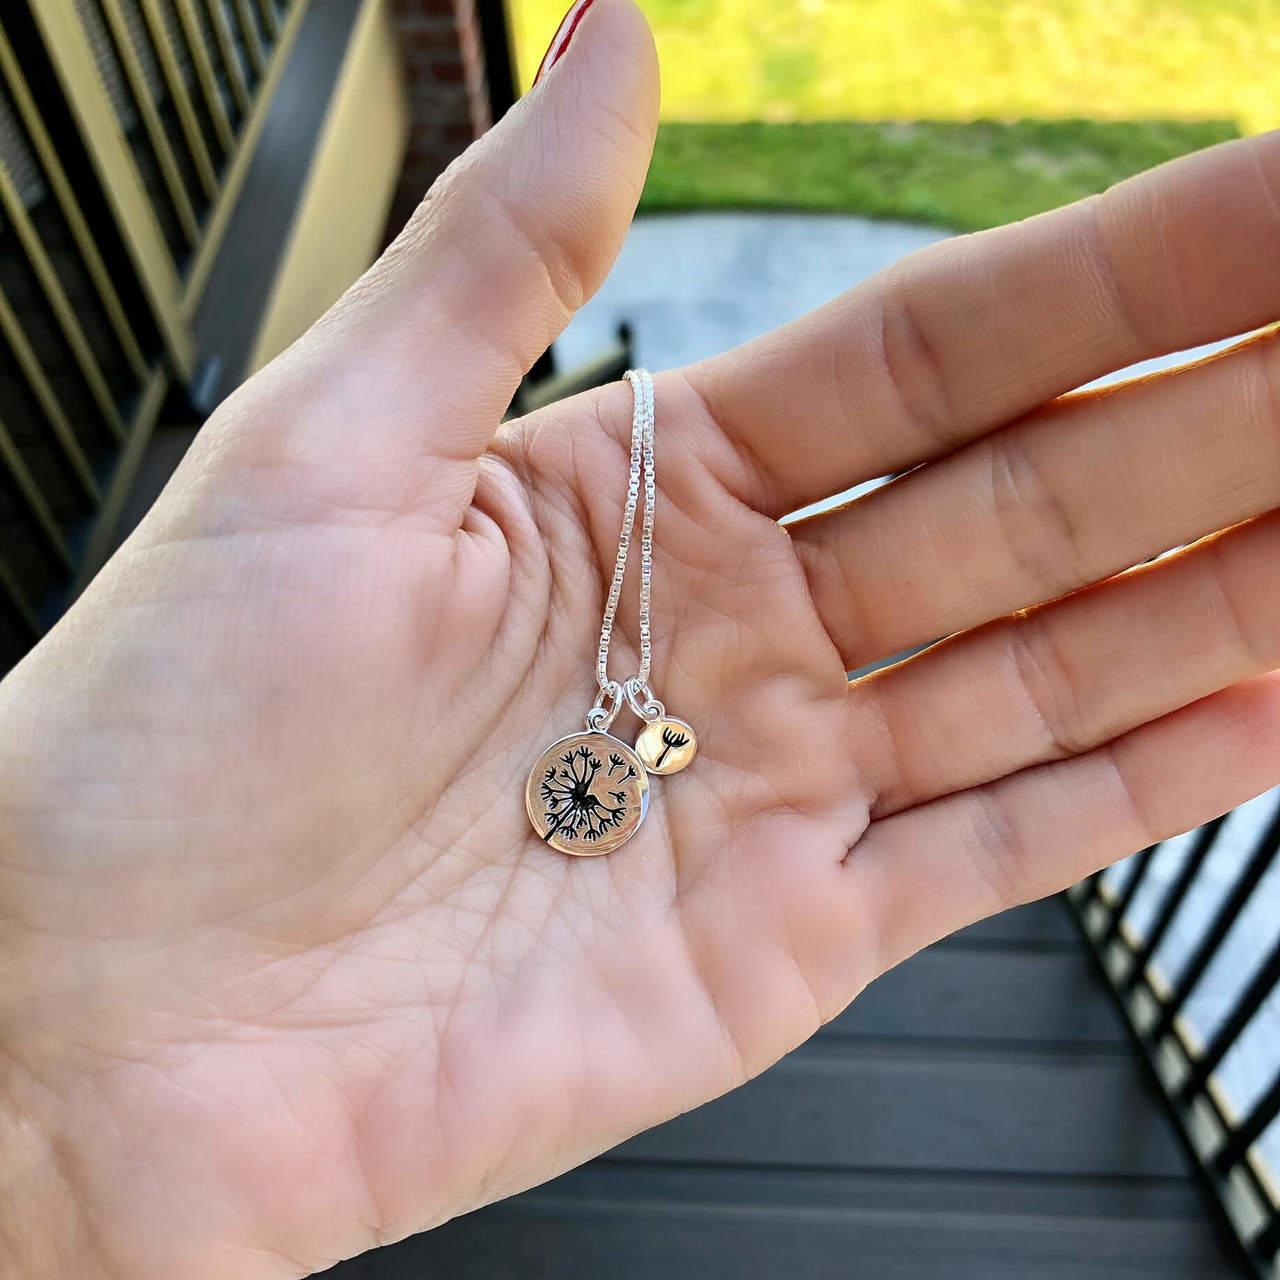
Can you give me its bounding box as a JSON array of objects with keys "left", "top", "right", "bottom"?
[{"left": 525, "top": 369, "right": 697, "bottom": 855}]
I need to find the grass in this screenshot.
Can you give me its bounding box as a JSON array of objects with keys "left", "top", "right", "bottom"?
[
  {"left": 511, "top": 0, "right": 1267, "bottom": 229},
  {"left": 638, "top": 118, "right": 1240, "bottom": 231}
]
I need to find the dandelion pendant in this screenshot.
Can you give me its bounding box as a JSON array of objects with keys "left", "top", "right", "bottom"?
[
  {"left": 525, "top": 732, "right": 649, "bottom": 856},
  {"left": 526, "top": 369, "right": 694, "bottom": 857}
]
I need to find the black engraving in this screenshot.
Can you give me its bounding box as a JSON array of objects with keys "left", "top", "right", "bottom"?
[
  {"left": 655, "top": 727, "right": 690, "bottom": 770},
  {"left": 540, "top": 744, "right": 629, "bottom": 842},
  {"left": 607, "top": 751, "right": 639, "bottom": 783}
]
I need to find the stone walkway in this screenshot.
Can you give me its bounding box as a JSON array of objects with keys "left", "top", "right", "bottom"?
[{"left": 558, "top": 210, "right": 1232, "bottom": 397}]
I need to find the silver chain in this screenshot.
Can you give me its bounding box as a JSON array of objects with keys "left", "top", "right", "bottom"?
[{"left": 596, "top": 369, "right": 656, "bottom": 703}]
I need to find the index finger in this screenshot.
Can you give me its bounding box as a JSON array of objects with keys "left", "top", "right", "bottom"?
[{"left": 684, "top": 131, "right": 1280, "bottom": 517}]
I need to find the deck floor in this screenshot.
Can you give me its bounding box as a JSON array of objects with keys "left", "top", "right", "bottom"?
[{"left": 326, "top": 898, "right": 1243, "bottom": 1279}]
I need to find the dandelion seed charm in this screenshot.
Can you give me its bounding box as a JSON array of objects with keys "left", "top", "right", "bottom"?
[
  {"left": 525, "top": 369, "right": 696, "bottom": 855},
  {"left": 635, "top": 716, "right": 697, "bottom": 775}
]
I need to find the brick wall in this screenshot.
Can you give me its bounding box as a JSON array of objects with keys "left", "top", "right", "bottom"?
[{"left": 387, "top": 0, "right": 495, "bottom": 234}]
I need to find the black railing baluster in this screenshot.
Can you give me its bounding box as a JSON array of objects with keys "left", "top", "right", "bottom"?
[
  {"left": 1256, "top": 1212, "right": 1280, "bottom": 1264},
  {"left": 1100, "top": 843, "right": 1157, "bottom": 947},
  {"left": 1124, "top": 816, "right": 1227, "bottom": 992},
  {"left": 1068, "top": 791, "right": 1280, "bottom": 1277},
  {"left": 1076, "top": 869, "right": 1103, "bottom": 907},
  {"left": 0, "top": 555, "right": 41, "bottom": 641},
  {"left": 1214, "top": 1074, "right": 1280, "bottom": 1176},
  {"left": 1148, "top": 801, "right": 1280, "bottom": 1046},
  {"left": 1180, "top": 934, "right": 1280, "bottom": 1104}
]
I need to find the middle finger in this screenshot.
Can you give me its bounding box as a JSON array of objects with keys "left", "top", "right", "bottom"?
[{"left": 790, "top": 327, "right": 1280, "bottom": 669}]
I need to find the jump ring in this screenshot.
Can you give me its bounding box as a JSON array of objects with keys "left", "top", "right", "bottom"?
[
  {"left": 586, "top": 680, "right": 625, "bottom": 731},
  {"left": 624, "top": 676, "right": 665, "bottom": 723}
]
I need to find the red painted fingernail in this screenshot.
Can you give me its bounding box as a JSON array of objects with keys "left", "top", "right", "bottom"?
[{"left": 533, "top": 0, "right": 597, "bottom": 85}]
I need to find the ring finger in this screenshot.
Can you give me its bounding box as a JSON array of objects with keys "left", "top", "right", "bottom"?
[{"left": 849, "top": 506, "right": 1280, "bottom": 817}]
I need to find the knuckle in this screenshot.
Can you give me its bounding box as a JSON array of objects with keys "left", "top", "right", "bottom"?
[
  {"left": 878, "top": 257, "right": 962, "bottom": 450},
  {"left": 1006, "top": 611, "right": 1091, "bottom": 760},
  {"left": 967, "top": 787, "right": 1033, "bottom": 912},
  {"left": 1082, "top": 190, "right": 1160, "bottom": 351},
  {"left": 484, "top": 182, "right": 588, "bottom": 320},
  {"left": 1205, "top": 536, "right": 1267, "bottom": 674},
  {"left": 1250, "top": 328, "right": 1280, "bottom": 441},
  {"left": 988, "top": 430, "right": 1088, "bottom": 602}
]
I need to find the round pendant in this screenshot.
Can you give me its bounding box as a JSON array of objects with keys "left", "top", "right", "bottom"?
[
  {"left": 526, "top": 732, "right": 649, "bottom": 856},
  {"left": 634, "top": 716, "right": 698, "bottom": 775}
]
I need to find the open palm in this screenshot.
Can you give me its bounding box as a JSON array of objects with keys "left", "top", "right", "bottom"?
[{"left": 4, "top": 4, "right": 1280, "bottom": 1277}]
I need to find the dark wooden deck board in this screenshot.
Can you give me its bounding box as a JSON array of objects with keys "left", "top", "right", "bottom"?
[
  {"left": 321, "top": 898, "right": 1242, "bottom": 1279},
  {"left": 948, "top": 896, "right": 1077, "bottom": 945},
  {"left": 335, "top": 1167, "right": 1230, "bottom": 1280},
  {"left": 826, "top": 945, "right": 1125, "bottom": 1043},
  {"left": 618, "top": 1043, "right": 1185, "bottom": 1176}
]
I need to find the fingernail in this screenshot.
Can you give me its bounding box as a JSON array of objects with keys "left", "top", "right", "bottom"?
[{"left": 533, "top": 0, "right": 597, "bottom": 85}]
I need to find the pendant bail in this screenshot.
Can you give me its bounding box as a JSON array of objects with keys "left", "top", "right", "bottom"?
[
  {"left": 586, "top": 679, "right": 625, "bottom": 732},
  {"left": 624, "top": 675, "right": 665, "bottom": 724}
]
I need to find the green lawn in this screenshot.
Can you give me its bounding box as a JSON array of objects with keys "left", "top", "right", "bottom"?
[
  {"left": 511, "top": 0, "right": 1268, "bottom": 229},
  {"left": 639, "top": 118, "right": 1239, "bottom": 231}
]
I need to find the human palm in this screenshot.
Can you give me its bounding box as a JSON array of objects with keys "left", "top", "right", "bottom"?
[{"left": 5, "top": 3, "right": 1280, "bottom": 1277}]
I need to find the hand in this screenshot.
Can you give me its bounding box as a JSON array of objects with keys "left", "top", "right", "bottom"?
[{"left": 4, "top": 2, "right": 1280, "bottom": 1275}]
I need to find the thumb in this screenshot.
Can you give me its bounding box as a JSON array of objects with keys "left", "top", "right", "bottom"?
[{"left": 238, "top": 0, "right": 659, "bottom": 527}]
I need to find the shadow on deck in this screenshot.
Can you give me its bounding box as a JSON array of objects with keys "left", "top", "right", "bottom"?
[{"left": 326, "top": 898, "right": 1242, "bottom": 1279}]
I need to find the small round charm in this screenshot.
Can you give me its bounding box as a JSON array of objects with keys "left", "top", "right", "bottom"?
[
  {"left": 526, "top": 732, "right": 649, "bottom": 856},
  {"left": 634, "top": 716, "right": 698, "bottom": 775}
]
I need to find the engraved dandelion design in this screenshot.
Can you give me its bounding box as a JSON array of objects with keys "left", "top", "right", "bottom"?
[
  {"left": 635, "top": 716, "right": 698, "bottom": 776},
  {"left": 525, "top": 732, "right": 649, "bottom": 855},
  {"left": 540, "top": 745, "right": 629, "bottom": 841},
  {"left": 655, "top": 728, "right": 689, "bottom": 769}
]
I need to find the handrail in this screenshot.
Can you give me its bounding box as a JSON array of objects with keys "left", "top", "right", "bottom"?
[{"left": 0, "top": 0, "right": 301, "bottom": 667}]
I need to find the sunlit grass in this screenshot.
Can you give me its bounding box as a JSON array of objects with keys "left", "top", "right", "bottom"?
[
  {"left": 640, "top": 118, "right": 1239, "bottom": 230},
  {"left": 514, "top": 0, "right": 1276, "bottom": 133},
  {"left": 511, "top": 0, "right": 1266, "bottom": 227}
]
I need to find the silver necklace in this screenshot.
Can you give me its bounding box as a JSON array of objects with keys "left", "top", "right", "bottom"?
[{"left": 525, "top": 369, "right": 697, "bottom": 855}]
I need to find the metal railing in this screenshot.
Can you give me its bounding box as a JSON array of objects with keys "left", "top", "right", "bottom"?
[
  {"left": 1069, "top": 790, "right": 1280, "bottom": 1275},
  {"left": 0, "top": 0, "right": 305, "bottom": 668},
  {"left": 512, "top": 323, "right": 634, "bottom": 417}
]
